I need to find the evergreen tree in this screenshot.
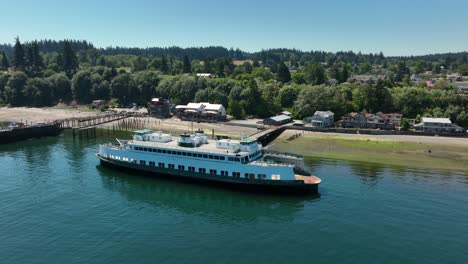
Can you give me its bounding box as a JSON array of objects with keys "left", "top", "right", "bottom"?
[
  {"left": 161, "top": 55, "right": 169, "bottom": 74},
  {"left": 304, "top": 62, "right": 326, "bottom": 85},
  {"left": 183, "top": 55, "right": 191, "bottom": 73},
  {"left": 25, "top": 46, "right": 34, "bottom": 68},
  {"left": 62, "top": 41, "right": 78, "bottom": 76},
  {"left": 1, "top": 51, "right": 9, "bottom": 70},
  {"left": 277, "top": 62, "right": 291, "bottom": 83},
  {"left": 31, "top": 41, "right": 44, "bottom": 70},
  {"left": 13, "top": 37, "right": 25, "bottom": 69},
  {"left": 244, "top": 62, "right": 252, "bottom": 74}
]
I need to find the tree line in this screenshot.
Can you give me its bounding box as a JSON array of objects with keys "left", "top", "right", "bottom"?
[{"left": 0, "top": 37, "right": 467, "bottom": 126}]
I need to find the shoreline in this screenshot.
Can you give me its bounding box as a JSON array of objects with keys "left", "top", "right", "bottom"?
[
  {"left": 2, "top": 107, "right": 468, "bottom": 172},
  {"left": 272, "top": 130, "right": 468, "bottom": 172}
]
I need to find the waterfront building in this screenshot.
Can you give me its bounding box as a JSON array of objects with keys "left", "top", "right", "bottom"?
[
  {"left": 263, "top": 115, "right": 292, "bottom": 126},
  {"left": 175, "top": 102, "right": 226, "bottom": 122},
  {"left": 304, "top": 111, "right": 335, "bottom": 128},
  {"left": 414, "top": 118, "right": 464, "bottom": 133},
  {"left": 336, "top": 111, "right": 402, "bottom": 130}
]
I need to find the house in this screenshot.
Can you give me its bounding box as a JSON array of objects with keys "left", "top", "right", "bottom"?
[
  {"left": 279, "top": 111, "right": 292, "bottom": 116},
  {"left": 175, "top": 102, "right": 226, "bottom": 122},
  {"left": 454, "top": 82, "right": 468, "bottom": 94},
  {"left": 426, "top": 80, "right": 435, "bottom": 88},
  {"left": 148, "top": 98, "right": 171, "bottom": 118},
  {"left": 336, "top": 111, "right": 402, "bottom": 130},
  {"left": 381, "top": 112, "right": 403, "bottom": 127},
  {"left": 414, "top": 118, "right": 464, "bottom": 133},
  {"left": 447, "top": 73, "right": 462, "bottom": 82},
  {"left": 263, "top": 115, "right": 292, "bottom": 126},
  {"left": 196, "top": 73, "right": 217, "bottom": 78},
  {"left": 326, "top": 78, "right": 338, "bottom": 86},
  {"left": 304, "top": 111, "right": 335, "bottom": 128},
  {"left": 91, "top": 100, "right": 107, "bottom": 108},
  {"left": 410, "top": 74, "right": 424, "bottom": 84}
]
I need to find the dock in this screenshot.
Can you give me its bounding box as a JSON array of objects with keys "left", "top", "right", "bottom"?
[
  {"left": 54, "top": 112, "right": 134, "bottom": 138},
  {"left": 249, "top": 126, "right": 286, "bottom": 146},
  {"left": 0, "top": 123, "right": 61, "bottom": 144}
]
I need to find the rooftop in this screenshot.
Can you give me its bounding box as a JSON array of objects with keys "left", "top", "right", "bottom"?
[
  {"left": 314, "top": 111, "right": 334, "bottom": 117},
  {"left": 267, "top": 114, "right": 291, "bottom": 122},
  {"left": 421, "top": 117, "right": 452, "bottom": 124}
]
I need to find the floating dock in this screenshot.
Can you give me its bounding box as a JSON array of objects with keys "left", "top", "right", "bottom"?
[{"left": 0, "top": 123, "right": 61, "bottom": 144}]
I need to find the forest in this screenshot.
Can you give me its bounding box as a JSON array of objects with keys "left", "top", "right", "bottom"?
[{"left": 0, "top": 38, "right": 467, "bottom": 126}]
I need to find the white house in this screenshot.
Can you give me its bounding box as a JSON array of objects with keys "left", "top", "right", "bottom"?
[
  {"left": 196, "top": 73, "right": 217, "bottom": 78},
  {"left": 455, "top": 82, "right": 468, "bottom": 94},
  {"left": 414, "top": 117, "right": 464, "bottom": 133},
  {"left": 305, "top": 111, "right": 335, "bottom": 128},
  {"left": 176, "top": 102, "right": 226, "bottom": 121}
]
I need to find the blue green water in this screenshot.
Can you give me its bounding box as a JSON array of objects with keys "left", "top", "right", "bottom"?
[{"left": 1, "top": 135, "right": 467, "bottom": 263}]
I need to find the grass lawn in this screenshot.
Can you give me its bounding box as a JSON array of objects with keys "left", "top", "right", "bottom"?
[{"left": 271, "top": 134, "right": 468, "bottom": 172}]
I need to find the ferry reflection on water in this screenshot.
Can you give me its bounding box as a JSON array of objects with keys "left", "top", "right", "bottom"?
[{"left": 96, "top": 165, "right": 318, "bottom": 223}]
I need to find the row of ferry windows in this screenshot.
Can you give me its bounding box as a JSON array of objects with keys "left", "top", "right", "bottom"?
[
  {"left": 132, "top": 146, "right": 241, "bottom": 161},
  {"left": 138, "top": 160, "right": 266, "bottom": 179}
]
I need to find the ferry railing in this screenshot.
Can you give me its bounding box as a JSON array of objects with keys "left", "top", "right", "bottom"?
[
  {"left": 263, "top": 150, "right": 304, "bottom": 159},
  {"left": 128, "top": 140, "right": 247, "bottom": 155},
  {"left": 250, "top": 161, "right": 294, "bottom": 168}
]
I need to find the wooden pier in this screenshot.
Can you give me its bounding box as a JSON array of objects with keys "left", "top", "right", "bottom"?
[
  {"left": 249, "top": 126, "right": 286, "bottom": 146},
  {"left": 54, "top": 112, "right": 133, "bottom": 138}
]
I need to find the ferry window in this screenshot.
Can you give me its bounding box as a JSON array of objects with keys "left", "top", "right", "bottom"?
[
  {"left": 208, "top": 155, "right": 213, "bottom": 159},
  {"left": 162, "top": 150, "right": 167, "bottom": 154},
  {"left": 131, "top": 159, "right": 137, "bottom": 164},
  {"left": 210, "top": 169, "right": 217, "bottom": 175},
  {"left": 188, "top": 166, "right": 195, "bottom": 172},
  {"left": 168, "top": 164, "right": 175, "bottom": 169},
  {"left": 187, "top": 152, "right": 192, "bottom": 157},
  {"left": 140, "top": 160, "right": 146, "bottom": 165},
  {"left": 143, "top": 148, "right": 148, "bottom": 152},
  {"left": 149, "top": 161, "right": 155, "bottom": 166},
  {"left": 167, "top": 150, "right": 172, "bottom": 154},
  {"left": 232, "top": 172, "right": 240, "bottom": 178},
  {"left": 258, "top": 174, "right": 266, "bottom": 179},
  {"left": 157, "top": 149, "right": 161, "bottom": 153},
  {"left": 214, "top": 156, "right": 219, "bottom": 160},
  {"left": 228, "top": 157, "right": 233, "bottom": 161},
  {"left": 198, "top": 154, "right": 202, "bottom": 158},
  {"left": 220, "top": 156, "right": 225, "bottom": 160},
  {"left": 245, "top": 173, "right": 255, "bottom": 180},
  {"left": 178, "top": 165, "right": 185, "bottom": 171},
  {"left": 203, "top": 154, "right": 208, "bottom": 159},
  {"left": 199, "top": 168, "right": 206, "bottom": 174},
  {"left": 182, "top": 152, "right": 187, "bottom": 156},
  {"left": 177, "top": 151, "right": 181, "bottom": 155},
  {"left": 158, "top": 162, "right": 165, "bottom": 168},
  {"left": 234, "top": 158, "right": 240, "bottom": 162}
]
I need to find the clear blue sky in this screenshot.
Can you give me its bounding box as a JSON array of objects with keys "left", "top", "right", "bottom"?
[{"left": 1, "top": 0, "right": 467, "bottom": 56}]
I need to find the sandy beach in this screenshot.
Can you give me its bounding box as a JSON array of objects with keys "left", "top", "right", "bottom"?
[
  {"left": 0, "top": 107, "right": 257, "bottom": 137},
  {"left": 2, "top": 106, "right": 467, "bottom": 171}
]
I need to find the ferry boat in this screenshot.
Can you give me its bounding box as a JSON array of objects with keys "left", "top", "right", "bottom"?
[{"left": 96, "top": 129, "right": 321, "bottom": 194}]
